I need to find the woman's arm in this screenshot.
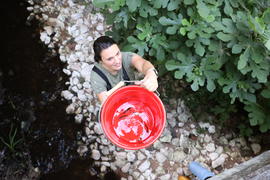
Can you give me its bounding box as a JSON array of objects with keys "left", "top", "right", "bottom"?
[
  {"left": 97, "top": 81, "right": 125, "bottom": 103},
  {"left": 131, "top": 54, "right": 158, "bottom": 91}
]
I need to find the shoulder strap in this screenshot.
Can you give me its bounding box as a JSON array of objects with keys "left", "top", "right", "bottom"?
[
  {"left": 122, "top": 65, "right": 130, "bottom": 81},
  {"left": 92, "top": 66, "right": 112, "bottom": 91}
]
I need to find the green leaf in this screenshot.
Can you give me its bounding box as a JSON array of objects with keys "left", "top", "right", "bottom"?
[
  {"left": 263, "top": 9, "right": 270, "bottom": 24},
  {"left": 261, "top": 89, "right": 270, "bottom": 99},
  {"left": 248, "top": 15, "right": 265, "bottom": 35},
  {"left": 206, "top": 15, "right": 215, "bottom": 22},
  {"left": 264, "top": 39, "right": 270, "bottom": 51},
  {"left": 153, "top": 0, "right": 169, "bottom": 8},
  {"left": 224, "top": 0, "right": 233, "bottom": 16},
  {"left": 136, "top": 23, "right": 152, "bottom": 41},
  {"left": 250, "top": 61, "right": 269, "bottom": 83},
  {"left": 126, "top": 0, "right": 141, "bottom": 12},
  {"left": 93, "top": 0, "right": 114, "bottom": 7},
  {"left": 165, "top": 60, "right": 180, "bottom": 71},
  {"left": 191, "top": 81, "right": 199, "bottom": 91},
  {"left": 196, "top": 0, "right": 210, "bottom": 18},
  {"left": 187, "top": 31, "right": 196, "bottom": 39},
  {"left": 238, "top": 48, "right": 249, "bottom": 70},
  {"left": 232, "top": 44, "right": 242, "bottom": 54},
  {"left": 167, "top": 0, "right": 180, "bottom": 11},
  {"left": 159, "top": 17, "right": 178, "bottom": 26},
  {"left": 181, "top": 19, "right": 190, "bottom": 26},
  {"left": 260, "top": 123, "right": 270, "bottom": 133},
  {"left": 206, "top": 79, "right": 216, "bottom": 92},
  {"left": 127, "top": 36, "right": 148, "bottom": 56},
  {"left": 166, "top": 26, "right": 178, "bottom": 35},
  {"left": 184, "top": 0, "right": 194, "bottom": 5},
  {"left": 175, "top": 70, "right": 185, "bottom": 79},
  {"left": 211, "top": 21, "right": 225, "bottom": 31},
  {"left": 195, "top": 41, "right": 205, "bottom": 56},
  {"left": 139, "top": 1, "right": 158, "bottom": 17},
  {"left": 216, "top": 32, "right": 233, "bottom": 42},
  {"left": 179, "top": 28, "right": 186, "bottom": 35},
  {"left": 250, "top": 47, "right": 264, "bottom": 63}
]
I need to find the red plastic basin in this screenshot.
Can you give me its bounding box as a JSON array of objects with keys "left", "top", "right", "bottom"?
[{"left": 100, "top": 85, "right": 166, "bottom": 150}]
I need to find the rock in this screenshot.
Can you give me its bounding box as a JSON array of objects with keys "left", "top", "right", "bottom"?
[
  {"left": 206, "top": 143, "right": 216, "bottom": 152},
  {"left": 209, "top": 152, "right": 219, "bottom": 161},
  {"left": 100, "top": 165, "right": 106, "bottom": 172},
  {"left": 215, "top": 146, "right": 223, "bottom": 154},
  {"left": 74, "top": 114, "right": 83, "bottom": 124},
  {"left": 65, "top": 103, "right": 76, "bottom": 114},
  {"left": 208, "top": 125, "right": 216, "bottom": 133},
  {"left": 40, "top": 31, "right": 50, "bottom": 44},
  {"left": 160, "top": 174, "right": 171, "bottom": 180},
  {"left": 155, "top": 166, "right": 165, "bottom": 175},
  {"left": 92, "top": 149, "right": 101, "bottom": 160},
  {"left": 156, "top": 152, "right": 167, "bottom": 163},
  {"left": 94, "top": 124, "right": 103, "bottom": 135},
  {"left": 85, "top": 127, "right": 91, "bottom": 136},
  {"left": 179, "top": 134, "right": 189, "bottom": 148},
  {"left": 204, "top": 134, "right": 212, "bottom": 143},
  {"left": 191, "top": 148, "right": 200, "bottom": 157},
  {"left": 101, "top": 161, "right": 110, "bottom": 166},
  {"left": 153, "top": 140, "right": 163, "bottom": 149},
  {"left": 178, "top": 122, "right": 185, "bottom": 127},
  {"left": 160, "top": 134, "right": 172, "bottom": 143},
  {"left": 212, "top": 154, "right": 228, "bottom": 168},
  {"left": 121, "top": 163, "right": 131, "bottom": 173},
  {"left": 251, "top": 143, "right": 261, "bottom": 154},
  {"left": 61, "top": 90, "right": 74, "bottom": 100},
  {"left": 138, "top": 151, "right": 146, "bottom": 160},
  {"left": 127, "top": 152, "right": 136, "bottom": 162},
  {"left": 172, "top": 138, "right": 180, "bottom": 146},
  {"left": 219, "top": 136, "right": 229, "bottom": 145},
  {"left": 138, "top": 160, "right": 151, "bottom": 173},
  {"left": 101, "top": 147, "right": 109, "bottom": 155},
  {"left": 115, "top": 159, "right": 126, "bottom": 167},
  {"left": 133, "top": 171, "right": 141, "bottom": 178},
  {"left": 77, "top": 145, "right": 88, "bottom": 156},
  {"left": 173, "top": 151, "right": 186, "bottom": 162},
  {"left": 116, "top": 152, "right": 127, "bottom": 160}
]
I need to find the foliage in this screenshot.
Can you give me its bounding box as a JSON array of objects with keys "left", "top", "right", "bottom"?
[
  {"left": 93, "top": 0, "right": 270, "bottom": 132},
  {"left": 0, "top": 124, "right": 22, "bottom": 155}
]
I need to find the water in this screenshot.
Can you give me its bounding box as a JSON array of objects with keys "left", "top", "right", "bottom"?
[{"left": 113, "top": 102, "right": 153, "bottom": 143}]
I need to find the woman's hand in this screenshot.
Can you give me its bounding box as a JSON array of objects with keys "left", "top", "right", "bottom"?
[
  {"left": 136, "top": 68, "right": 158, "bottom": 91},
  {"left": 98, "top": 81, "right": 125, "bottom": 103}
]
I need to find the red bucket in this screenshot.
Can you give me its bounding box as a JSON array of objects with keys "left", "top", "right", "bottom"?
[{"left": 100, "top": 85, "right": 166, "bottom": 150}]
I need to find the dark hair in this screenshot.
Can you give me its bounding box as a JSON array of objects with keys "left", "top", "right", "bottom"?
[{"left": 93, "top": 36, "right": 116, "bottom": 62}]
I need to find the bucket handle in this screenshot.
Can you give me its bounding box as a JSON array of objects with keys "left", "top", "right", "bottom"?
[{"left": 122, "top": 80, "right": 160, "bottom": 96}]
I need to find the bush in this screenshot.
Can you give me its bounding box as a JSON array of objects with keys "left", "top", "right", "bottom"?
[{"left": 93, "top": 0, "right": 270, "bottom": 133}]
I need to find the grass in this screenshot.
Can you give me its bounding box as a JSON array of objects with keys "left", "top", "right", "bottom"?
[{"left": 0, "top": 124, "right": 22, "bottom": 154}]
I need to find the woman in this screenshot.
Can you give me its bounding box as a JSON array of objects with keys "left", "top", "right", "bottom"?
[{"left": 90, "top": 36, "right": 158, "bottom": 103}]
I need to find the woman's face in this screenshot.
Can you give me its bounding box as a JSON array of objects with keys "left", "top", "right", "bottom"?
[{"left": 100, "top": 44, "right": 122, "bottom": 74}]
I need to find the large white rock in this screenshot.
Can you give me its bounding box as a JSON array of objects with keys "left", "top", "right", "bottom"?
[
  {"left": 156, "top": 152, "right": 167, "bottom": 163},
  {"left": 127, "top": 152, "right": 136, "bottom": 162},
  {"left": 211, "top": 153, "right": 228, "bottom": 168},
  {"left": 121, "top": 163, "right": 131, "bottom": 173},
  {"left": 91, "top": 149, "right": 101, "bottom": 160},
  {"left": 206, "top": 143, "right": 216, "bottom": 152},
  {"left": 138, "top": 160, "right": 151, "bottom": 173},
  {"left": 61, "top": 90, "right": 74, "bottom": 100}
]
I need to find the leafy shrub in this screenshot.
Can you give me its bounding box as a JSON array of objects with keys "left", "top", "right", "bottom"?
[{"left": 93, "top": 0, "right": 270, "bottom": 133}]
